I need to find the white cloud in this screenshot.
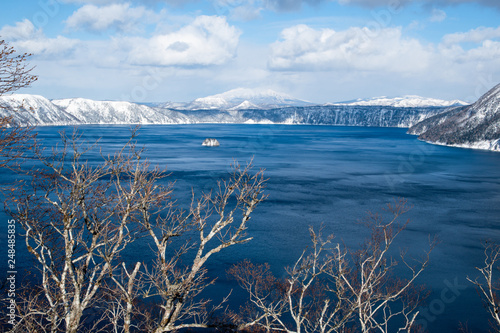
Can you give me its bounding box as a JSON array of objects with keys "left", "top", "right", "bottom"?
[
  {"left": 56, "top": 0, "right": 500, "bottom": 23},
  {"left": 60, "top": 0, "right": 124, "bottom": 4},
  {"left": 335, "top": 0, "right": 500, "bottom": 9},
  {"left": 128, "top": 15, "right": 241, "bottom": 67},
  {"left": 1, "top": 15, "right": 241, "bottom": 69},
  {"left": 0, "top": 19, "right": 42, "bottom": 41},
  {"left": 230, "top": 5, "right": 263, "bottom": 20},
  {"left": 408, "top": 20, "right": 424, "bottom": 30},
  {"left": 464, "top": 40, "right": 500, "bottom": 60},
  {"left": 267, "top": 23, "right": 500, "bottom": 102},
  {"left": 3, "top": 1, "right": 499, "bottom": 103},
  {"left": 214, "top": 0, "right": 331, "bottom": 16},
  {"left": 0, "top": 20, "right": 79, "bottom": 58},
  {"left": 264, "top": 0, "right": 327, "bottom": 11},
  {"left": 61, "top": 0, "right": 328, "bottom": 11},
  {"left": 60, "top": 0, "right": 192, "bottom": 3},
  {"left": 429, "top": 8, "right": 447, "bottom": 22},
  {"left": 269, "top": 23, "right": 500, "bottom": 76},
  {"left": 14, "top": 36, "right": 80, "bottom": 57},
  {"left": 442, "top": 26, "right": 500, "bottom": 45},
  {"left": 269, "top": 24, "right": 431, "bottom": 73},
  {"left": 438, "top": 30, "right": 500, "bottom": 72},
  {"left": 212, "top": 0, "right": 264, "bottom": 20},
  {"left": 336, "top": 0, "right": 411, "bottom": 7},
  {"left": 65, "top": 3, "right": 158, "bottom": 33},
  {"left": 431, "top": 0, "right": 500, "bottom": 9}
]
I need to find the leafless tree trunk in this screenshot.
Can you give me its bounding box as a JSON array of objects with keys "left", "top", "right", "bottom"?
[
  {"left": 140, "top": 161, "right": 268, "bottom": 333},
  {"left": 230, "top": 198, "right": 434, "bottom": 333},
  {"left": 104, "top": 262, "right": 143, "bottom": 333},
  {"left": 6, "top": 130, "right": 170, "bottom": 332},
  {"left": 0, "top": 38, "right": 38, "bottom": 332},
  {"left": 467, "top": 242, "right": 500, "bottom": 331}
]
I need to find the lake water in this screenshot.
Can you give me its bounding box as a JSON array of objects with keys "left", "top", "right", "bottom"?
[{"left": 2, "top": 124, "right": 500, "bottom": 332}]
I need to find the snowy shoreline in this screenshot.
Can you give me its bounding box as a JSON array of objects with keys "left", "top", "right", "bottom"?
[{"left": 418, "top": 138, "right": 500, "bottom": 152}]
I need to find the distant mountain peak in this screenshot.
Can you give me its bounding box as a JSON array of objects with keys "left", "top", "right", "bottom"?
[
  {"left": 332, "top": 95, "right": 469, "bottom": 108},
  {"left": 187, "top": 88, "right": 312, "bottom": 110},
  {"left": 229, "top": 100, "right": 260, "bottom": 110}
]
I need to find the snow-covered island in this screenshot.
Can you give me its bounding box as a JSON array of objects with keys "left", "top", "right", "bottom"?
[{"left": 202, "top": 138, "right": 220, "bottom": 147}]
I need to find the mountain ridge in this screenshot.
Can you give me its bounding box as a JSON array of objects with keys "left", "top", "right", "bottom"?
[
  {"left": 0, "top": 93, "right": 446, "bottom": 127},
  {"left": 182, "top": 88, "right": 314, "bottom": 110},
  {"left": 1, "top": 89, "right": 498, "bottom": 152},
  {"left": 332, "top": 95, "right": 469, "bottom": 108},
  {"left": 408, "top": 84, "right": 500, "bottom": 151},
  {"left": 153, "top": 88, "right": 467, "bottom": 110}
]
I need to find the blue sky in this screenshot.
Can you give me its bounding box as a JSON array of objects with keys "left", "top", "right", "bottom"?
[{"left": 1, "top": 0, "right": 500, "bottom": 103}]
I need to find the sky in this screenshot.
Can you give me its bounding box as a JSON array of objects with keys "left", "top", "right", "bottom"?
[{"left": 1, "top": 0, "right": 500, "bottom": 104}]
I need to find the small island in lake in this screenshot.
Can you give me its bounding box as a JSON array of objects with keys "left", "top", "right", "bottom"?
[{"left": 202, "top": 138, "right": 220, "bottom": 147}]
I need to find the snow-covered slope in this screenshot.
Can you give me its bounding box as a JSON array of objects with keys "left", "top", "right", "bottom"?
[
  {"left": 409, "top": 84, "right": 500, "bottom": 151},
  {"left": 334, "top": 95, "right": 468, "bottom": 108},
  {"left": 0, "top": 94, "right": 79, "bottom": 125},
  {"left": 170, "top": 105, "right": 444, "bottom": 127},
  {"left": 188, "top": 96, "right": 230, "bottom": 110},
  {"left": 0, "top": 93, "right": 448, "bottom": 129},
  {"left": 0, "top": 95, "right": 193, "bottom": 126},
  {"left": 229, "top": 100, "right": 260, "bottom": 110},
  {"left": 186, "top": 88, "right": 313, "bottom": 110},
  {"left": 53, "top": 98, "right": 171, "bottom": 124}
]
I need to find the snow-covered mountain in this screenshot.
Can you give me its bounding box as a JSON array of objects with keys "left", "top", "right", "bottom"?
[
  {"left": 185, "top": 88, "right": 313, "bottom": 110},
  {"left": 51, "top": 98, "right": 188, "bottom": 124},
  {"left": 229, "top": 100, "right": 260, "bottom": 110},
  {"left": 0, "top": 94, "right": 79, "bottom": 125},
  {"left": 409, "top": 84, "right": 500, "bottom": 151},
  {"left": 0, "top": 93, "right": 447, "bottom": 128},
  {"left": 333, "top": 95, "right": 469, "bottom": 108},
  {"left": 3, "top": 88, "right": 496, "bottom": 152}
]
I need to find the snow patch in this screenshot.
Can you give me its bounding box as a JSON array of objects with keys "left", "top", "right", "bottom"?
[
  {"left": 333, "top": 95, "right": 469, "bottom": 108},
  {"left": 423, "top": 139, "right": 500, "bottom": 152}
]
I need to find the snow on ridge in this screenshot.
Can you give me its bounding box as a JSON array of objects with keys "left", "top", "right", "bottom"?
[
  {"left": 332, "top": 95, "right": 469, "bottom": 107},
  {"left": 229, "top": 100, "right": 260, "bottom": 110},
  {"left": 52, "top": 97, "right": 183, "bottom": 124},
  {"left": 209, "top": 88, "right": 296, "bottom": 101},
  {"left": 186, "top": 88, "right": 312, "bottom": 110},
  {"left": 408, "top": 83, "right": 500, "bottom": 152},
  {"left": 189, "top": 96, "right": 230, "bottom": 110},
  {"left": 0, "top": 94, "right": 79, "bottom": 125}
]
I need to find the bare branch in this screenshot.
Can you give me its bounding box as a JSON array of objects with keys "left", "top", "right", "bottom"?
[
  {"left": 230, "top": 199, "right": 433, "bottom": 333},
  {"left": 467, "top": 241, "right": 500, "bottom": 331}
]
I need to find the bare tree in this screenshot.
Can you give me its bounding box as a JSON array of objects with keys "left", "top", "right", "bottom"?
[
  {"left": 8, "top": 130, "right": 153, "bottom": 332},
  {"left": 6, "top": 128, "right": 267, "bottom": 333},
  {"left": 229, "top": 198, "right": 434, "bottom": 333},
  {"left": 98, "top": 160, "right": 268, "bottom": 333},
  {"left": 139, "top": 161, "right": 268, "bottom": 333},
  {"left": 467, "top": 242, "right": 500, "bottom": 331},
  {"left": 0, "top": 39, "right": 38, "bottom": 169}
]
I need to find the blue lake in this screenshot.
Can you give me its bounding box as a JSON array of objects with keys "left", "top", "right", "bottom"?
[{"left": 2, "top": 124, "right": 500, "bottom": 332}]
